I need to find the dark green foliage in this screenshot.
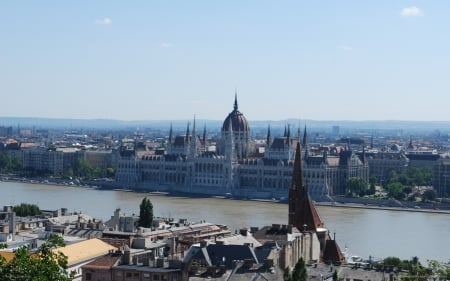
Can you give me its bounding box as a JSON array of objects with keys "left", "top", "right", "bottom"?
[
  {"left": 283, "top": 266, "right": 292, "bottom": 281},
  {"left": 345, "top": 177, "right": 369, "bottom": 197},
  {"left": 0, "top": 153, "right": 22, "bottom": 172},
  {"left": 0, "top": 234, "right": 75, "bottom": 281},
  {"left": 13, "top": 203, "right": 41, "bottom": 217},
  {"left": 422, "top": 189, "right": 437, "bottom": 202},
  {"left": 384, "top": 167, "right": 432, "bottom": 192},
  {"left": 383, "top": 256, "right": 401, "bottom": 267},
  {"left": 384, "top": 182, "right": 406, "bottom": 200},
  {"left": 73, "top": 159, "right": 102, "bottom": 180},
  {"left": 332, "top": 269, "right": 338, "bottom": 281},
  {"left": 138, "top": 197, "right": 154, "bottom": 228},
  {"left": 106, "top": 167, "right": 116, "bottom": 178},
  {"left": 292, "top": 258, "right": 307, "bottom": 281}
]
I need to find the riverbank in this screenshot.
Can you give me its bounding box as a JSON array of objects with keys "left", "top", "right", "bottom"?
[
  {"left": 2, "top": 174, "right": 450, "bottom": 214},
  {"left": 315, "top": 201, "right": 450, "bottom": 214}
]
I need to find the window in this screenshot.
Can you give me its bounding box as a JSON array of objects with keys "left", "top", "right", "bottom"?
[{"left": 85, "top": 273, "right": 92, "bottom": 281}]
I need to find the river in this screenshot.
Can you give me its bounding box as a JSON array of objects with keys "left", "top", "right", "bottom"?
[{"left": 1, "top": 181, "right": 449, "bottom": 263}]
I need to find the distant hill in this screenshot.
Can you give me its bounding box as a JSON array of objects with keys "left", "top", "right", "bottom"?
[{"left": 1, "top": 116, "right": 450, "bottom": 133}]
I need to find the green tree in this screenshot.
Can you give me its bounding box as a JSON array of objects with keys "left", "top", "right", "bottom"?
[
  {"left": 138, "top": 197, "right": 154, "bottom": 228},
  {"left": 384, "top": 182, "right": 406, "bottom": 200},
  {"left": 427, "top": 259, "right": 450, "bottom": 281},
  {"left": 332, "top": 270, "right": 338, "bottom": 281},
  {"left": 292, "top": 258, "right": 307, "bottom": 281},
  {"left": 344, "top": 177, "right": 368, "bottom": 197},
  {"left": 0, "top": 153, "right": 22, "bottom": 172},
  {"left": 383, "top": 256, "right": 401, "bottom": 268},
  {"left": 422, "top": 189, "right": 436, "bottom": 202},
  {"left": 0, "top": 234, "right": 75, "bottom": 281},
  {"left": 283, "top": 266, "right": 292, "bottom": 281},
  {"left": 106, "top": 167, "right": 116, "bottom": 178},
  {"left": 13, "top": 203, "right": 41, "bottom": 217}
]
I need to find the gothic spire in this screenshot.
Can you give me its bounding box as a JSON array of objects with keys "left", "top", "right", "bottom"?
[
  {"left": 203, "top": 124, "right": 207, "bottom": 145},
  {"left": 185, "top": 122, "right": 190, "bottom": 142},
  {"left": 288, "top": 142, "right": 324, "bottom": 232},
  {"left": 291, "top": 143, "right": 305, "bottom": 193},
  {"left": 169, "top": 123, "right": 173, "bottom": 144},
  {"left": 287, "top": 124, "right": 291, "bottom": 141},
  {"left": 234, "top": 90, "right": 238, "bottom": 111},
  {"left": 302, "top": 125, "right": 308, "bottom": 147},
  {"left": 267, "top": 124, "right": 272, "bottom": 147},
  {"left": 303, "top": 125, "right": 309, "bottom": 159}
]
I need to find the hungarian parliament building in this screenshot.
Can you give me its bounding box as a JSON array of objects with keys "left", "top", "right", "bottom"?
[{"left": 115, "top": 96, "right": 369, "bottom": 200}]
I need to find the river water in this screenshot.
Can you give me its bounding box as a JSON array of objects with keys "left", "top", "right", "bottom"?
[{"left": 1, "top": 181, "right": 449, "bottom": 263}]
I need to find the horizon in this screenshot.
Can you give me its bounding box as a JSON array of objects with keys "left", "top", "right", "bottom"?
[
  {"left": 4, "top": 115, "right": 450, "bottom": 123},
  {"left": 2, "top": 1, "right": 450, "bottom": 121}
]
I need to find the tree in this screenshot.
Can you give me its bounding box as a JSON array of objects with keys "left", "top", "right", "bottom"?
[
  {"left": 332, "top": 269, "right": 338, "bottom": 281},
  {"left": 106, "top": 167, "right": 116, "bottom": 178},
  {"left": 422, "top": 189, "right": 436, "bottom": 202},
  {"left": 138, "top": 197, "right": 154, "bottom": 228},
  {"left": 283, "top": 266, "right": 292, "bottom": 281},
  {"left": 344, "top": 177, "right": 368, "bottom": 197},
  {"left": 292, "top": 258, "right": 307, "bottom": 281},
  {"left": 0, "top": 234, "right": 75, "bottom": 281},
  {"left": 384, "top": 182, "right": 406, "bottom": 200},
  {"left": 13, "top": 203, "right": 41, "bottom": 217}
]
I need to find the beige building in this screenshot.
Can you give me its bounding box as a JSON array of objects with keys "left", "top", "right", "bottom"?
[{"left": 53, "top": 238, "right": 117, "bottom": 281}]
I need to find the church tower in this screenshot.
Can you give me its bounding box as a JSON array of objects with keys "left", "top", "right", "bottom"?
[{"left": 288, "top": 142, "right": 324, "bottom": 232}]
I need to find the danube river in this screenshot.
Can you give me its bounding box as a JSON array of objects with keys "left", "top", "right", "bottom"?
[{"left": 1, "top": 181, "right": 450, "bottom": 263}]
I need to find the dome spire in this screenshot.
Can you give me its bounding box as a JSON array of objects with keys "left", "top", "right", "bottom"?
[{"left": 234, "top": 90, "right": 238, "bottom": 111}]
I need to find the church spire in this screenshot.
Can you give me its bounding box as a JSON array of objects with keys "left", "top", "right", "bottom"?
[
  {"left": 302, "top": 125, "right": 308, "bottom": 147},
  {"left": 185, "top": 122, "right": 190, "bottom": 142},
  {"left": 203, "top": 124, "right": 207, "bottom": 145},
  {"left": 287, "top": 124, "right": 291, "bottom": 141},
  {"left": 190, "top": 116, "right": 197, "bottom": 158},
  {"left": 303, "top": 125, "right": 309, "bottom": 159},
  {"left": 266, "top": 124, "right": 272, "bottom": 147},
  {"left": 168, "top": 123, "right": 173, "bottom": 144},
  {"left": 288, "top": 142, "right": 324, "bottom": 232}
]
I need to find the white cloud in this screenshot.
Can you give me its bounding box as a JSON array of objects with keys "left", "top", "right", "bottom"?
[
  {"left": 338, "top": 45, "right": 353, "bottom": 52},
  {"left": 95, "top": 17, "right": 112, "bottom": 25},
  {"left": 401, "top": 6, "right": 424, "bottom": 17},
  {"left": 161, "top": 42, "right": 173, "bottom": 48}
]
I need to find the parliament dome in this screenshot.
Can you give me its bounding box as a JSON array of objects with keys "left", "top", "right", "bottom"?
[{"left": 222, "top": 95, "right": 250, "bottom": 132}]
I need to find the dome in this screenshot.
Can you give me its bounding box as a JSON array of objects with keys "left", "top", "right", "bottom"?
[{"left": 222, "top": 95, "right": 250, "bottom": 132}]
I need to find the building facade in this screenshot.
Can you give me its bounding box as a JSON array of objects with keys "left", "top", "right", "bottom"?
[{"left": 115, "top": 96, "right": 369, "bottom": 200}]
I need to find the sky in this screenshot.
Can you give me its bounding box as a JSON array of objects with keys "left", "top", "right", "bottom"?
[{"left": 1, "top": 1, "right": 450, "bottom": 122}]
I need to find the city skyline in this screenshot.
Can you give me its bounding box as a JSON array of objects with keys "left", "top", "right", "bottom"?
[{"left": 1, "top": 1, "right": 450, "bottom": 122}]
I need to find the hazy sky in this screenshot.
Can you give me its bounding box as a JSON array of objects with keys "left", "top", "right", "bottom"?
[{"left": 1, "top": 1, "right": 449, "bottom": 122}]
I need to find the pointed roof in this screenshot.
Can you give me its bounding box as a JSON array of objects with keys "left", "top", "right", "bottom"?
[
  {"left": 185, "top": 122, "right": 190, "bottom": 142},
  {"left": 287, "top": 124, "right": 291, "bottom": 141},
  {"left": 323, "top": 239, "right": 345, "bottom": 263},
  {"left": 288, "top": 143, "right": 324, "bottom": 232},
  {"left": 203, "top": 124, "right": 207, "bottom": 144},
  {"left": 302, "top": 125, "right": 308, "bottom": 147},
  {"left": 169, "top": 123, "right": 173, "bottom": 143},
  {"left": 266, "top": 124, "right": 272, "bottom": 146}
]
